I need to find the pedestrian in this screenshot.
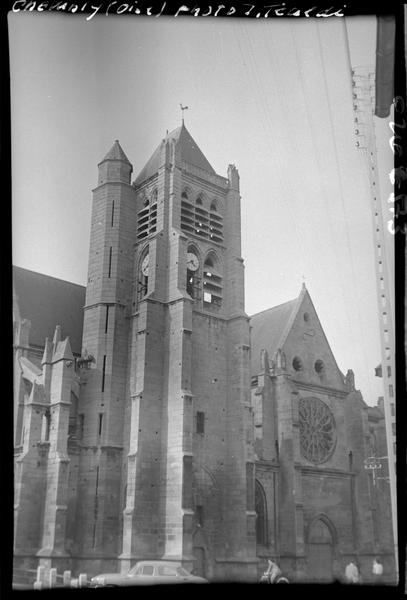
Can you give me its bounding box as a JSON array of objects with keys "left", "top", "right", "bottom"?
[
  {"left": 372, "top": 557, "right": 383, "bottom": 582},
  {"left": 345, "top": 560, "right": 360, "bottom": 584}
]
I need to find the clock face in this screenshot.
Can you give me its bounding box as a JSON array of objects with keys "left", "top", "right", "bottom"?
[
  {"left": 187, "top": 252, "right": 199, "bottom": 272},
  {"left": 141, "top": 254, "right": 149, "bottom": 276}
]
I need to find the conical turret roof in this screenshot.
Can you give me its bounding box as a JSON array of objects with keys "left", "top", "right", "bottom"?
[
  {"left": 101, "top": 140, "right": 131, "bottom": 164},
  {"left": 134, "top": 124, "right": 215, "bottom": 186}
]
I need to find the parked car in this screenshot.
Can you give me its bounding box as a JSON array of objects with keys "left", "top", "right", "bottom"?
[{"left": 90, "top": 560, "right": 208, "bottom": 586}]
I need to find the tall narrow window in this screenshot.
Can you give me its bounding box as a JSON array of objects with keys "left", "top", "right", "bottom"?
[
  {"left": 105, "top": 305, "right": 109, "bottom": 334},
  {"left": 137, "top": 189, "right": 157, "bottom": 240},
  {"left": 138, "top": 250, "right": 149, "bottom": 300},
  {"left": 203, "top": 255, "right": 222, "bottom": 307},
  {"left": 196, "top": 505, "right": 204, "bottom": 527},
  {"left": 196, "top": 411, "right": 205, "bottom": 434},
  {"left": 390, "top": 403, "right": 395, "bottom": 416},
  {"left": 389, "top": 384, "right": 394, "bottom": 397},
  {"left": 111, "top": 201, "right": 115, "bottom": 227},
  {"left": 255, "top": 480, "right": 268, "bottom": 545},
  {"left": 43, "top": 409, "right": 51, "bottom": 442},
  {"left": 108, "top": 247, "right": 112, "bottom": 278},
  {"left": 98, "top": 413, "right": 104, "bottom": 438},
  {"left": 186, "top": 247, "right": 200, "bottom": 299},
  {"left": 78, "top": 414, "right": 84, "bottom": 441},
  {"left": 101, "top": 355, "right": 106, "bottom": 392},
  {"left": 92, "top": 465, "right": 100, "bottom": 548}
]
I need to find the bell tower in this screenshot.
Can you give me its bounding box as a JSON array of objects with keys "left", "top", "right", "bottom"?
[{"left": 119, "top": 124, "right": 257, "bottom": 580}]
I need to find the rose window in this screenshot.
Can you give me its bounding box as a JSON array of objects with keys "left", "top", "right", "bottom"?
[{"left": 298, "top": 397, "right": 336, "bottom": 464}]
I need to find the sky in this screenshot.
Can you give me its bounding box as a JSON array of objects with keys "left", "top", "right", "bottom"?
[{"left": 9, "top": 12, "right": 394, "bottom": 405}]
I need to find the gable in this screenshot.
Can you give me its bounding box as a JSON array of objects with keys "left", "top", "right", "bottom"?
[{"left": 281, "top": 291, "right": 346, "bottom": 391}]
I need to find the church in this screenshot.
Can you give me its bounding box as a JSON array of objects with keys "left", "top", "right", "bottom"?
[{"left": 13, "top": 124, "right": 395, "bottom": 583}]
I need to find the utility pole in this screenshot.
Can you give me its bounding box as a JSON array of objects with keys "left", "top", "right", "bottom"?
[{"left": 352, "top": 66, "right": 397, "bottom": 573}]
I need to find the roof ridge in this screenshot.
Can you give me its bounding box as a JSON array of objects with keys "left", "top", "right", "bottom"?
[
  {"left": 13, "top": 265, "right": 86, "bottom": 289},
  {"left": 250, "top": 297, "right": 297, "bottom": 319}
]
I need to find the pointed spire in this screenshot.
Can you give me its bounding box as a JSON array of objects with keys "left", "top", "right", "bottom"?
[
  {"left": 42, "top": 337, "right": 53, "bottom": 366},
  {"left": 52, "top": 325, "right": 62, "bottom": 351},
  {"left": 52, "top": 337, "right": 74, "bottom": 363},
  {"left": 101, "top": 140, "right": 131, "bottom": 164}
]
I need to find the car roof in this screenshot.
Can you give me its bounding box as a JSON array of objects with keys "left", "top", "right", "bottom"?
[{"left": 135, "top": 561, "right": 182, "bottom": 567}]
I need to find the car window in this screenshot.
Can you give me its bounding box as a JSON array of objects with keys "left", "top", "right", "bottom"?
[
  {"left": 176, "top": 567, "right": 190, "bottom": 576},
  {"left": 157, "top": 566, "right": 177, "bottom": 577},
  {"left": 129, "top": 565, "right": 142, "bottom": 576},
  {"left": 141, "top": 565, "right": 154, "bottom": 576}
]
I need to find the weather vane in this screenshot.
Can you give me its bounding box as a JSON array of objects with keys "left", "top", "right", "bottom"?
[{"left": 180, "top": 104, "right": 189, "bottom": 125}]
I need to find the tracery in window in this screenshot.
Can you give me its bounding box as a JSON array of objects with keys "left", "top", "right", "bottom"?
[{"left": 299, "top": 397, "right": 336, "bottom": 464}]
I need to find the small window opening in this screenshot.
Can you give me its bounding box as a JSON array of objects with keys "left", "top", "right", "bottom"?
[
  {"left": 196, "top": 505, "right": 204, "bottom": 527},
  {"left": 314, "top": 359, "right": 324, "bottom": 374},
  {"left": 389, "top": 384, "right": 394, "bottom": 397},
  {"left": 387, "top": 365, "right": 392, "bottom": 378},
  {"left": 390, "top": 403, "right": 395, "bottom": 416},
  {"left": 292, "top": 356, "right": 303, "bottom": 371},
  {"left": 303, "top": 312, "right": 310, "bottom": 322},
  {"left": 182, "top": 190, "right": 189, "bottom": 199},
  {"left": 210, "top": 201, "right": 217, "bottom": 212},
  {"left": 196, "top": 411, "right": 205, "bottom": 434}
]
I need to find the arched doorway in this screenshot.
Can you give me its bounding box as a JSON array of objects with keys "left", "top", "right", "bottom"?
[{"left": 307, "top": 517, "right": 335, "bottom": 582}]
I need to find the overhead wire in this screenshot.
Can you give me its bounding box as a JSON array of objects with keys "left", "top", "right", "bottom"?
[
  {"left": 233, "top": 21, "right": 311, "bottom": 289},
  {"left": 287, "top": 21, "right": 357, "bottom": 362}
]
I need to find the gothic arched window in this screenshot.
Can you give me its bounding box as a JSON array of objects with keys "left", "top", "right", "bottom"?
[
  {"left": 203, "top": 254, "right": 222, "bottom": 307},
  {"left": 186, "top": 246, "right": 200, "bottom": 299},
  {"left": 255, "top": 480, "right": 268, "bottom": 546},
  {"left": 209, "top": 199, "right": 223, "bottom": 242}
]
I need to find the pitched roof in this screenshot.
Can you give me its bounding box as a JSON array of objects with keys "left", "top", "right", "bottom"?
[
  {"left": 101, "top": 140, "right": 132, "bottom": 164},
  {"left": 250, "top": 297, "right": 299, "bottom": 375},
  {"left": 134, "top": 124, "right": 215, "bottom": 186},
  {"left": 13, "top": 266, "right": 85, "bottom": 355}
]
